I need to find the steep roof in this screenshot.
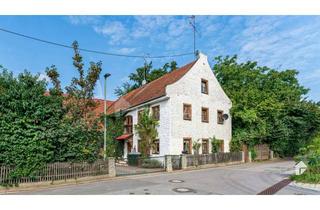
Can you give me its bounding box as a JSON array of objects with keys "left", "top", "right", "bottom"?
[{"left": 107, "top": 59, "right": 197, "bottom": 115}]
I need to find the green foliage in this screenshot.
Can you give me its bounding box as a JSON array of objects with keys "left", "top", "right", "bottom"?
[
  {"left": 292, "top": 134, "right": 320, "bottom": 183},
  {"left": 192, "top": 139, "right": 201, "bottom": 155},
  {"left": 114, "top": 61, "right": 178, "bottom": 97},
  {"left": 104, "top": 115, "right": 124, "bottom": 158},
  {"left": 213, "top": 55, "right": 320, "bottom": 157},
  {"left": 0, "top": 41, "right": 104, "bottom": 180},
  {"left": 210, "top": 136, "right": 222, "bottom": 153},
  {"left": 249, "top": 147, "right": 257, "bottom": 160},
  {"left": 291, "top": 172, "right": 320, "bottom": 184},
  {"left": 0, "top": 69, "right": 60, "bottom": 177},
  {"left": 134, "top": 108, "right": 159, "bottom": 157},
  {"left": 141, "top": 159, "right": 162, "bottom": 168}
]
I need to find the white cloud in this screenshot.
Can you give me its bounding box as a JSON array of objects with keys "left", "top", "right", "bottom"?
[
  {"left": 67, "top": 16, "right": 102, "bottom": 25},
  {"left": 38, "top": 73, "right": 50, "bottom": 82},
  {"left": 115, "top": 47, "right": 136, "bottom": 54},
  {"left": 94, "top": 21, "right": 128, "bottom": 45}
]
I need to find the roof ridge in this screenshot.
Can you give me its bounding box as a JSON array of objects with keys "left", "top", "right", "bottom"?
[
  {"left": 107, "top": 58, "right": 198, "bottom": 114},
  {"left": 116, "top": 59, "right": 198, "bottom": 100}
]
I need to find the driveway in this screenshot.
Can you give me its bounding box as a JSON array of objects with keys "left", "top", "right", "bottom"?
[{"left": 8, "top": 160, "right": 320, "bottom": 195}]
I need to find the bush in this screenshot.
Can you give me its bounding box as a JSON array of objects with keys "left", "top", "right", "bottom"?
[
  {"left": 291, "top": 170, "right": 320, "bottom": 184},
  {"left": 292, "top": 134, "right": 320, "bottom": 183},
  {"left": 141, "top": 159, "right": 162, "bottom": 168}
]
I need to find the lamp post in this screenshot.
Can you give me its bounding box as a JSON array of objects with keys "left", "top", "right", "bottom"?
[{"left": 104, "top": 73, "right": 111, "bottom": 161}]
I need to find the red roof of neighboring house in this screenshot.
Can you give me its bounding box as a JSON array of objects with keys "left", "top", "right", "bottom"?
[
  {"left": 93, "top": 98, "right": 115, "bottom": 116},
  {"left": 44, "top": 91, "right": 114, "bottom": 116},
  {"left": 107, "top": 60, "right": 197, "bottom": 115}
]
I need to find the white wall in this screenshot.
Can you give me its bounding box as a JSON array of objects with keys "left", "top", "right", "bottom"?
[
  {"left": 166, "top": 53, "right": 232, "bottom": 155},
  {"left": 124, "top": 98, "right": 171, "bottom": 156},
  {"left": 123, "top": 53, "right": 232, "bottom": 157}
]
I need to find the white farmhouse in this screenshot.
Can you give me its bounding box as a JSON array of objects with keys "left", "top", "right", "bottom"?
[{"left": 107, "top": 53, "right": 232, "bottom": 158}]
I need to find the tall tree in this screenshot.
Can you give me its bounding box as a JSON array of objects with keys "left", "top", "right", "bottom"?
[
  {"left": 213, "top": 55, "right": 320, "bottom": 156},
  {"left": 114, "top": 61, "right": 178, "bottom": 97}
]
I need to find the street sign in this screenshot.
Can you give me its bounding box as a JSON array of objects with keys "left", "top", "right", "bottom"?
[{"left": 295, "top": 161, "right": 307, "bottom": 175}]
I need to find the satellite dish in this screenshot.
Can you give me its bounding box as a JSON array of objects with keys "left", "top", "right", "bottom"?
[{"left": 222, "top": 113, "right": 229, "bottom": 120}]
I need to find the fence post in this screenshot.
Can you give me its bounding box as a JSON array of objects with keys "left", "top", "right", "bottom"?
[
  {"left": 108, "top": 157, "right": 116, "bottom": 177},
  {"left": 269, "top": 150, "right": 274, "bottom": 160},
  {"left": 181, "top": 155, "right": 187, "bottom": 169},
  {"left": 248, "top": 151, "right": 252, "bottom": 163},
  {"left": 241, "top": 151, "right": 245, "bottom": 163},
  {"left": 165, "top": 155, "right": 173, "bottom": 172}
]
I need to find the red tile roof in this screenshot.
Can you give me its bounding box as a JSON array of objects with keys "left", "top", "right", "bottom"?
[
  {"left": 107, "top": 59, "right": 197, "bottom": 115},
  {"left": 93, "top": 98, "right": 115, "bottom": 116}
]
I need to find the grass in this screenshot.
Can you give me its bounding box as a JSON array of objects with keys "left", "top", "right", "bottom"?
[{"left": 291, "top": 171, "right": 320, "bottom": 184}]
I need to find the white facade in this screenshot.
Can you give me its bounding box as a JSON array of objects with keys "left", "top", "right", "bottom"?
[{"left": 123, "top": 53, "right": 232, "bottom": 157}]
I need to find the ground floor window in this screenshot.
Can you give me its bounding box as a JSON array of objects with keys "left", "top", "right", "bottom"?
[
  {"left": 152, "top": 139, "right": 160, "bottom": 154},
  {"left": 202, "top": 139, "right": 209, "bottom": 154},
  {"left": 183, "top": 138, "right": 192, "bottom": 154}
]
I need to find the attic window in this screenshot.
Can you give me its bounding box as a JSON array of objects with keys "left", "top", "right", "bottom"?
[{"left": 201, "top": 79, "right": 208, "bottom": 94}]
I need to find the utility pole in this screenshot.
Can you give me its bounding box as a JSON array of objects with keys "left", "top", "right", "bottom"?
[
  {"left": 189, "top": 15, "right": 197, "bottom": 58},
  {"left": 103, "top": 73, "right": 111, "bottom": 161}
]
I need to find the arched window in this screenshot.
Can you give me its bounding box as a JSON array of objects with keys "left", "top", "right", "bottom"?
[{"left": 124, "top": 115, "right": 133, "bottom": 134}]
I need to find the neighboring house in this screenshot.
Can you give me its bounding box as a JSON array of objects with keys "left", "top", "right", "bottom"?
[{"left": 107, "top": 53, "right": 232, "bottom": 158}]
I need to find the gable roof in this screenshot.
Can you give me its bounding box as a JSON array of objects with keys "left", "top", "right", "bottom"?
[{"left": 107, "top": 59, "right": 197, "bottom": 115}]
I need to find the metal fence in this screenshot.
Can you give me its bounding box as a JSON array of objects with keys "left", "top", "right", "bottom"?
[
  {"left": 0, "top": 160, "right": 108, "bottom": 185},
  {"left": 186, "top": 152, "right": 243, "bottom": 167}
]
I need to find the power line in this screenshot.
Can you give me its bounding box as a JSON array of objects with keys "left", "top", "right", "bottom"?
[{"left": 0, "top": 27, "right": 194, "bottom": 59}]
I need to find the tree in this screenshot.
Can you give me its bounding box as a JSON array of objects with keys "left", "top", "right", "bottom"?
[
  {"left": 134, "top": 108, "right": 159, "bottom": 157},
  {"left": 213, "top": 55, "right": 320, "bottom": 156},
  {"left": 210, "top": 136, "right": 222, "bottom": 153},
  {"left": 0, "top": 68, "right": 63, "bottom": 178},
  {"left": 45, "top": 41, "right": 104, "bottom": 161},
  {"left": 192, "top": 139, "right": 201, "bottom": 155},
  {"left": 63, "top": 41, "right": 103, "bottom": 125},
  {"left": 114, "top": 61, "right": 178, "bottom": 97}
]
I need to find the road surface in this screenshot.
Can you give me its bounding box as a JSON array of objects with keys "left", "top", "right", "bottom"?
[{"left": 9, "top": 160, "right": 320, "bottom": 195}]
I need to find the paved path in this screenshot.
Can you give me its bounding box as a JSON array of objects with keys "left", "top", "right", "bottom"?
[{"left": 9, "top": 160, "right": 320, "bottom": 195}]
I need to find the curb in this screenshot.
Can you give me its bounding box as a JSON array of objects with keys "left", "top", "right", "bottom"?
[{"left": 290, "top": 181, "right": 320, "bottom": 192}]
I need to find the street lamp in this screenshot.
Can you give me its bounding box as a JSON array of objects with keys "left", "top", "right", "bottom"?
[{"left": 104, "top": 73, "right": 111, "bottom": 161}]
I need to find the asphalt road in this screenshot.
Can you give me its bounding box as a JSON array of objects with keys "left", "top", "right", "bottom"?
[{"left": 11, "top": 160, "right": 320, "bottom": 195}]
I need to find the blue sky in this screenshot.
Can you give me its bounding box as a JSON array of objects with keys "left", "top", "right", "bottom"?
[{"left": 0, "top": 16, "right": 319, "bottom": 102}]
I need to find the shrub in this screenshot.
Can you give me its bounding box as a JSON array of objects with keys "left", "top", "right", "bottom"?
[{"left": 141, "top": 159, "right": 162, "bottom": 168}]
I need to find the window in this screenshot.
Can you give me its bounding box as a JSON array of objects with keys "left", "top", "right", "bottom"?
[
  {"left": 183, "top": 104, "right": 192, "bottom": 120},
  {"left": 124, "top": 115, "right": 133, "bottom": 134},
  {"left": 201, "top": 107, "right": 209, "bottom": 123},
  {"left": 217, "top": 110, "right": 224, "bottom": 124},
  {"left": 183, "top": 138, "right": 192, "bottom": 154},
  {"left": 202, "top": 139, "right": 209, "bottom": 154},
  {"left": 138, "top": 110, "right": 144, "bottom": 122},
  {"left": 152, "top": 139, "right": 160, "bottom": 154},
  {"left": 201, "top": 79, "right": 208, "bottom": 94},
  {"left": 152, "top": 105, "right": 160, "bottom": 121}
]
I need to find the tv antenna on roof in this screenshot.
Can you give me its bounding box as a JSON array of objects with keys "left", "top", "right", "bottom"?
[
  {"left": 142, "top": 54, "right": 150, "bottom": 85},
  {"left": 189, "top": 15, "right": 199, "bottom": 58}
]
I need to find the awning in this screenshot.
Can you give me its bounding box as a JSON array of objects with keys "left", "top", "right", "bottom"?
[{"left": 116, "top": 134, "right": 133, "bottom": 141}]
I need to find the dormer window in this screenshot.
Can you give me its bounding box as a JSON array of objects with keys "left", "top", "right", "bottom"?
[{"left": 201, "top": 79, "right": 208, "bottom": 94}]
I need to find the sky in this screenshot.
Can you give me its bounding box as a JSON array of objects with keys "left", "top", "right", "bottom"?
[{"left": 0, "top": 16, "right": 319, "bottom": 102}]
